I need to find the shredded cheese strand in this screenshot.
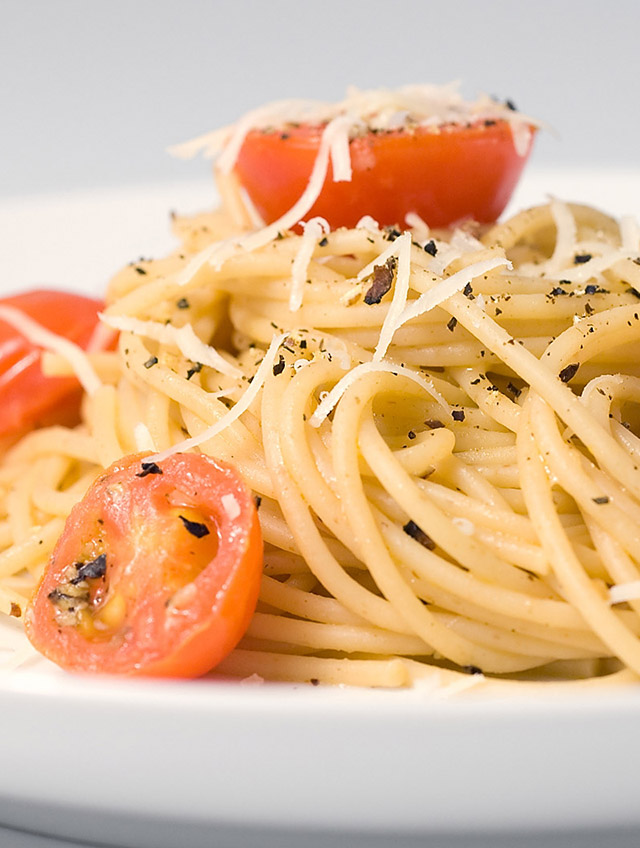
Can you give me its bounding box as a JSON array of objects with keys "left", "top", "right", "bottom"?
[
  {"left": 393, "top": 256, "right": 510, "bottom": 330},
  {"left": 150, "top": 333, "right": 287, "bottom": 463},
  {"left": 309, "top": 361, "right": 448, "bottom": 428},
  {"left": 0, "top": 305, "right": 102, "bottom": 396},
  {"left": 289, "top": 217, "right": 330, "bottom": 312},
  {"left": 99, "top": 314, "right": 243, "bottom": 379}
]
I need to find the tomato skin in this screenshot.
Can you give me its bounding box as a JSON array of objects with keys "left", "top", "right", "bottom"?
[
  {"left": 0, "top": 290, "right": 105, "bottom": 443},
  {"left": 25, "top": 452, "right": 263, "bottom": 678},
  {"left": 234, "top": 121, "right": 535, "bottom": 229}
]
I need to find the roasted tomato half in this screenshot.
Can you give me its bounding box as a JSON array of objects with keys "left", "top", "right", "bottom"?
[
  {"left": 233, "top": 120, "right": 535, "bottom": 229},
  {"left": 25, "top": 452, "right": 263, "bottom": 677},
  {"left": 0, "top": 290, "right": 105, "bottom": 443}
]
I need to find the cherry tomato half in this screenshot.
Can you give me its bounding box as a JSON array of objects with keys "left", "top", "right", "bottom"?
[
  {"left": 234, "top": 120, "right": 535, "bottom": 229},
  {"left": 25, "top": 452, "right": 263, "bottom": 677},
  {"left": 0, "top": 290, "right": 105, "bottom": 444}
]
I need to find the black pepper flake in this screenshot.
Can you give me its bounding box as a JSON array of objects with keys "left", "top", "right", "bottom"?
[
  {"left": 447, "top": 316, "right": 457, "bottom": 332},
  {"left": 425, "top": 419, "right": 445, "bottom": 430},
  {"left": 506, "top": 382, "right": 522, "bottom": 398},
  {"left": 592, "top": 496, "right": 610, "bottom": 505},
  {"left": 573, "top": 253, "right": 592, "bottom": 264},
  {"left": 254, "top": 495, "right": 262, "bottom": 509},
  {"left": 299, "top": 339, "right": 307, "bottom": 349},
  {"left": 463, "top": 282, "right": 473, "bottom": 298},
  {"left": 550, "top": 286, "right": 568, "bottom": 296},
  {"left": 136, "top": 461, "right": 163, "bottom": 478},
  {"left": 134, "top": 266, "right": 147, "bottom": 275},
  {"left": 186, "top": 362, "right": 203, "bottom": 380},
  {"left": 72, "top": 553, "right": 107, "bottom": 583},
  {"left": 484, "top": 119, "right": 497, "bottom": 127},
  {"left": 144, "top": 356, "right": 158, "bottom": 369},
  {"left": 272, "top": 355, "right": 286, "bottom": 376},
  {"left": 559, "top": 363, "right": 580, "bottom": 383},
  {"left": 176, "top": 297, "right": 190, "bottom": 309},
  {"left": 495, "top": 307, "right": 503, "bottom": 316},
  {"left": 403, "top": 520, "right": 436, "bottom": 550},
  {"left": 423, "top": 239, "right": 438, "bottom": 256},
  {"left": 504, "top": 99, "right": 517, "bottom": 111},
  {"left": 318, "top": 236, "right": 328, "bottom": 247},
  {"left": 364, "top": 259, "right": 396, "bottom": 305},
  {"left": 310, "top": 678, "right": 320, "bottom": 686},
  {"left": 451, "top": 409, "right": 466, "bottom": 422},
  {"left": 584, "top": 302, "right": 594, "bottom": 316},
  {"left": 179, "top": 515, "right": 210, "bottom": 538},
  {"left": 407, "top": 430, "right": 416, "bottom": 440},
  {"left": 384, "top": 226, "right": 402, "bottom": 241},
  {"left": 584, "top": 284, "right": 606, "bottom": 295}
]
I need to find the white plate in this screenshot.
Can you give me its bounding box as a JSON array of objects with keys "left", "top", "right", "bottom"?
[{"left": 1, "top": 172, "right": 640, "bottom": 848}]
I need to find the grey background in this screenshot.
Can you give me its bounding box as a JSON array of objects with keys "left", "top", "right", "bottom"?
[{"left": 1, "top": 0, "right": 639, "bottom": 198}]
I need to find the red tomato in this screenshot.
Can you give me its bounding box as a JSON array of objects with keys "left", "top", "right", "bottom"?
[
  {"left": 234, "top": 120, "right": 535, "bottom": 229},
  {"left": 0, "top": 290, "right": 105, "bottom": 443},
  {"left": 25, "top": 452, "right": 263, "bottom": 677}
]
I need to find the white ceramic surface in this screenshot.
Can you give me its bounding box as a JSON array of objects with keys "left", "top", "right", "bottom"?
[{"left": 1, "top": 171, "right": 640, "bottom": 848}]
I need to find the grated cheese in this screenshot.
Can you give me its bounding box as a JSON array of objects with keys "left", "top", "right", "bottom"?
[
  {"left": 221, "top": 493, "right": 241, "bottom": 521},
  {"left": 392, "top": 256, "right": 510, "bottom": 332},
  {"left": 170, "top": 84, "right": 538, "bottom": 167},
  {"left": 356, "top": 215, "right": 380, "bottom": 232},
  {"left": 289, "top": 217, "right": 330, "bottom": 312},
  {"left": 548, "top": 199, "right": 577, "bottom": 273},
  {"left": 609, "top": 580, "right": 640, "bottom": 605},
  {"left": 134, "top": 422, "right": 156, "bottom": 452},
  {"left": 620, "top": 215, "right": 640, "bottom": 252},
  {"left": 99, "top": 314, "right": 243, "bottom": 379},
  {"left": 404, "top": 211, "right": 430, "bottom": 241},
  {"left": 452, "top": 517, "right": 475, "bottom": 536},
  {"left": 0, "top": 305, "right": 102, "bottom": 396},
  {"left": 308, "top": 360, "right": 448, "bottom": 428},
  {"left": 191, "top": 115, "right": 353, "bottom": 276},
  {"left": 373, "top": 232, "right": 412, "bottom": 361},
  {"left": 150, "top": 333, "right": 287, "bottom": 463}
]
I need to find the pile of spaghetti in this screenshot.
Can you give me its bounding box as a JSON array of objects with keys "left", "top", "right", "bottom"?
[{"left": 1, "top": 193, "right": 640, "bottom": 691}]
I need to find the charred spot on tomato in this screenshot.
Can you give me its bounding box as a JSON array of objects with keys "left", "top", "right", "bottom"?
[
  {"left": 72, "top": 553, "right": 107, "bottom": 583},
  {"left": 46, "top": 554, "right": 109, "bottom": 628},
  {"left": 136, "top": 461, "right": 163, "bottom": 478},
  {"left": 179, "top": 515, "right": 210, "bottom": 538},
  {"left": 26, "top": 452, "right": 264, "bottom": 677}
]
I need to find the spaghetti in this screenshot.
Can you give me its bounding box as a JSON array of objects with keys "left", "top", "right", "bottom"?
[{"left": 1, "top": 192, "right": 640, "bottom": 690}]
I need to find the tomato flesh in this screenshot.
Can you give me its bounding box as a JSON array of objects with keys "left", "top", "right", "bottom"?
[
  {"left": 234, "top": 120, "right": 535, "bottom": 229},
  {"left": 0, "top": 290, "right": 105, "bottom": 443},
  {"left": 25, "top": 452, "right": 263, "bottom": 678}
]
